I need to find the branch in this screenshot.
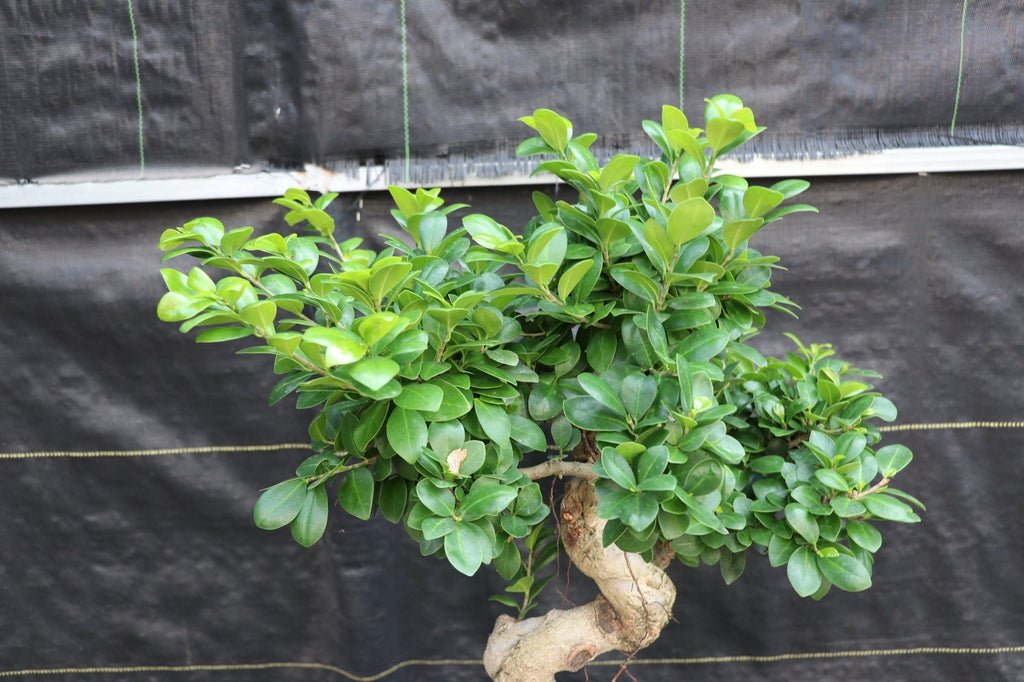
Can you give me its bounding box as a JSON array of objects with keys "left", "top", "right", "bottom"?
[
  {"left": 519, "top": 460, "right": 597, "bottom": 481},
  {"left": 850, "top": 477, "right": 890, "bottom": 500}
]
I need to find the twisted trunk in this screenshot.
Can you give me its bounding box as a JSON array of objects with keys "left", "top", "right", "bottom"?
[{"left": 483, "top": 478, "right": 676, "bottom": 681}]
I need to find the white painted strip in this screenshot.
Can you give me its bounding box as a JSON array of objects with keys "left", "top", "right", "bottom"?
[{"left": 1, "top": 145, "right": 1022, "bottom": 209}]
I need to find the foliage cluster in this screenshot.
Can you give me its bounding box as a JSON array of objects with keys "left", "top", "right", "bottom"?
[{"left": 158, "top": 95, "right": 920, "bottom": 609}]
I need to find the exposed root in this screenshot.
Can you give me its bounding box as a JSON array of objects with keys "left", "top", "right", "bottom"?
[{"left": 483, "top": 479, "right": 676, "bottom": 681}]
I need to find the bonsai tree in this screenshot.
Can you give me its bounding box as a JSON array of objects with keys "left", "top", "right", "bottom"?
[{"left": 157, "top": 95, "right": 922, "bottom": 681}]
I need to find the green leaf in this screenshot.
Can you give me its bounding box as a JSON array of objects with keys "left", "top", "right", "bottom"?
[
  {"left": 157, "top": 292, "right": 211, "bottom": 322},
  {"left": 577, "top": 373, "right": 628, "bottom": 418},
  {"left": 337, "top": 467, "right": 374, "bottom": 521},
  {"left": 770, "top": 179, "right": 811, "bottom": 199},
  {"left": 706, "top": 117, "right": 745, "bottom": 152},
  {"left": 845, "top": 520, "right": 882, "bottom": 552},
  {"left": 422, "top": 516, "right": 457, "bottom": 541},
  {"left": 722, "top": 218, "right": 765, "bottom": 252},
  {"left": 388, "top": 185, "right": 419, "bottom": 217},
  {"left": 785, "top": 504, "right": 819, "bottom": 545},
  {"left": 463, "top": 214, "right": 518, "bottom": 252},
  {"left": 618, "top": 492, "right": 659, "bottom": 531},
  {"left": 667, "top": 198, "right": 715, "bottom": 246},
  {"left": 862, "top": 494, "right": 921, "bottom": 523},
  {"left": 416, "top": 479, "right": 456, "bottom": 517},
  {"left": 290, "top": 486, "right": 330, "bottom": 547},
  {"left": 563, "top": 396, "right": 628, "bottom": 432},
  {"left": 386, "top": 408, "right": 428, "bottom": 464},
  {"left": 868, "top": 397, "right": 897, "bottom": 422},
  {"left": 444, "top": 521, "right": 488, "bottom": 576},
  {"left": 814, "top": 469, "right": 850, "bottom": 492},
  {"left": 637, "top": 446, "right": 668, "bottom": 480},
  {"left": 599, "top": 154, "right": 640, "bottom": 190},
  {"left": 531, "top": 108, "right": 571, "bottom": 152},
  {"left": 594, "top": 449, "right": 636, "bottom": 490},
  {"left": 585, "top": 329, "right": 617, "bottom": 373},
  {"left": 818, "top": 553, "right": 872, "bottom": 592},
  {"left": 195, "top": 327, "right": 254, "bottom": 343},
  {"left": 304, "top": 327, "right": 368, "bottom": 367},
  {"left": 460, "top": 484, "right": 517, "bottom": 521},
  {"left": 829, "top": 496, "right": 866, "bottom": 518},
  {"left": 528, "top": 383, "right": 562, "bottom": 421},
  {"left": 428, "top": 420, "right": 466, "bottom": 456},
  {"left": 684, "top": 459, "right": 723, "bottom": 495},
  {"left": 253, "top": 479, "right": 307, "bottom": 530},
  {"left": 676, "top": 327, "right": 730, "bottom": 362},
  {"left": 557, "top": 259, "right": 594, "bottom": 301},
  {"left": 874, "top": 444, "right": 913, "bottom": 477},
  {"left": 474, "top": 399, "right": 511, "bottom": 446},
  {"left": 348, "top": 356, "right": 400, "bottom": 391},
  {"left": 743, "top": 186, "right": 785, "bottom": 218},
  {"left": 379, "top": 478, "right": 408, "bottom": 523},
  {"left": 509, "top": 415, "right": 547, "bottom": 452},
  {"left": 787, "top": 546, "right": 823, "bottom": 597},
  {"left": 495, "top": 539, "right": 522, "bottom": 579},
  {"left": 621, "top": 373, "right": 658, "bottom": 421},
  {"left": 393, "top": 383, "right": 444, "bottom": 412},
  {"left": 720, "top": 550, "right": 747, "bottom": 585},
  {"left": 423, "top": 378, "right": 473, "bottom": 421},
  {"left": 610, "top": 267, "right": 660, "bottom": 304}
]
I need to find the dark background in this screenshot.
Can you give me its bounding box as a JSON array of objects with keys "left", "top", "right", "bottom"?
[{"left": 1, "top": 1, "right": 1023, "bottom": 680}]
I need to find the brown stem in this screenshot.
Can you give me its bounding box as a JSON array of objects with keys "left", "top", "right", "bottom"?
[
  {"left": 850, "top": 477, "right": 890, "bottom": 500},
  {"left": 519, "top": 460, "right": 597, "bottom": 481},
  {"left": 483, "top": 478, "right": 676, "bottom": 681}
]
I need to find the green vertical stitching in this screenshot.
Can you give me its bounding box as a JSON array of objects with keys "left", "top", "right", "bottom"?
[
  {"left": 950, "top": 0, "right": 969, "bottom": 136},
  {"left": 678, "top": 0, "right": 686, "bottom": 111},
  {"left": 126, "top": 0, "right": 145, "bottom": 178},
  {"left": 399, "top": 0, "right": 410, "bottom": 182}
]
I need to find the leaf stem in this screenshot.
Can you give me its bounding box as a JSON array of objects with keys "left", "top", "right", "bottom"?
[{"left": 306, "top": 455, "right": 380, "bottom": 488}]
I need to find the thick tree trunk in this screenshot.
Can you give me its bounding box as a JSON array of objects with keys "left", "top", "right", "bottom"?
[{"left": 483, "top": 478, "right": 676, "bottom": 681}]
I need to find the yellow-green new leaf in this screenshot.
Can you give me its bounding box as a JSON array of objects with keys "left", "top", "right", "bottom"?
[
  {"left": 557, "top": 259, "right": 594, "bottom": 301},
  {"left": 667, "top": 198, "right": 715, "bottom": 246}
]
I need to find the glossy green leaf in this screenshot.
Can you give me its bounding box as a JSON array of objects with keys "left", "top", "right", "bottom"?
[
  {"left": 254, "top": 479, "right": 307, "bottom": 530},
  {"left": 818, "top": 553, "right": 872, "bottom": 592},
  {"left": 667, "top": 198, "right": 715, "bottom": 246},
  {"left": 743, "top": 186, "right": 785, "bottom": 218},
  {"left": 393, "top": 383, "right": 445, "bottom": 412},
  {"left": 387, "top": 408, "right": 428, "bottom": 464},
  {"left": 460, "top": 485, "right": 518, "bottom": 521},
  {"left": 875, "top": 444, "right": 913, "bottom": 477},
  {"left": 379, "top": 478, "right": 408, "bottom": 523},
  {"left": 337, "top": 467, "right": 374, "bottom": 521},
  {"left": 785, "top": 504, "right": 819, "bottom": 545},
  {"left": 577, "top": 373, "right": 628, "bottom": 418},
  {"left": 416, "top": 479, "right": 456, "bottom": 518},
  {"left": 474, "top": 399, "right": 511, "bottom": 446},
  {"left": 846, "top": 520, "right": 883, "bottom": 552},
  {"left": 594, "top": 449, "right": 636, "bottom": 490},
  {"left": 304, "top": 327, "right": 368, "bottom": 367},
  {"left": 349, "top": 356, "right": 401, "bottom": 391},
  {"left": 787, "top": 547, "right": 823, "bottom": 597},
  {"left": 509, "top": 415, "right": 547, "bottom": 452},
  {"left": 563, "top": 396, "right": 628, "bottom": 432},
  {"left": 444, "top": 521, "right": 489, "bottom": 576}
]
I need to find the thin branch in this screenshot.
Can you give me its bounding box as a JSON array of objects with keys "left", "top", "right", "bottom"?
[
  {"left": 520, "top": 460, "right": 597, "bottom": 481},
  {"left": 850, "top": 477, "right": 890, "bottom": 500}
]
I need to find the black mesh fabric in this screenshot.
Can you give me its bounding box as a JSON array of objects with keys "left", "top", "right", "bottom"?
[
  {"left": 1, "top": 1, "right": 1021, "bottom": 182},
  {"left": 1, "top": 172, "right": 1022, "bottom": 679}
]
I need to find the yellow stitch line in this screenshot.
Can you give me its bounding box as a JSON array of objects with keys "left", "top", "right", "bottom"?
[
  {"left": 0, "top": 443, "right": 311, "bottom": 460},
  {"left": 591, "top": 645, "right": 1024, "bottom": 666},
  {"left": 0, "top": 659, "right": 482, "bottom": 681},
  {"left": 880, "top": 421, "right": 1024, "bottom": 433},
  {"left": 3, "top": 421, "right": 1023, "bottom": 460},
  {"left": 1, "top": 647, "right": 1023, "bottom": 678}
]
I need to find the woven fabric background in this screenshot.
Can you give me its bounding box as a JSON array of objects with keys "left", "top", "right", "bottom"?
[
  {"left": 1, "top": 172, "right": 1023, "bottom": 679},
  {"left": 1, "top": 0, "right": 1022, "bottom": 182}
]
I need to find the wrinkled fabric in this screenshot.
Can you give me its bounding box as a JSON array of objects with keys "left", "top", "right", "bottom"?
[
  {"left": 1, "top": 172, "right": 1023, "bottom": 679},
  {"left": 2, "top": 0, "right": 1022, "bottom": 183}
]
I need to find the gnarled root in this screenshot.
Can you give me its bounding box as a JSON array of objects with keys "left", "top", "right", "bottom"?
[{"left": 483, "top": 478, "right": 676, "bottom": 681}]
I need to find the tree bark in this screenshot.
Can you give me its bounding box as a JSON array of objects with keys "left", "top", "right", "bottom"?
[{"left": 483, "top": 478, "right": 676, "bottom": 681}]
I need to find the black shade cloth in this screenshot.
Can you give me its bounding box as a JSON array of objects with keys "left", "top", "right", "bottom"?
[
  {"left": 2, "top": 0, "right": 1022, "bottom": 183},
  {"left": 1, "top": 171, "right": 1023, "bottom": 680}
]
